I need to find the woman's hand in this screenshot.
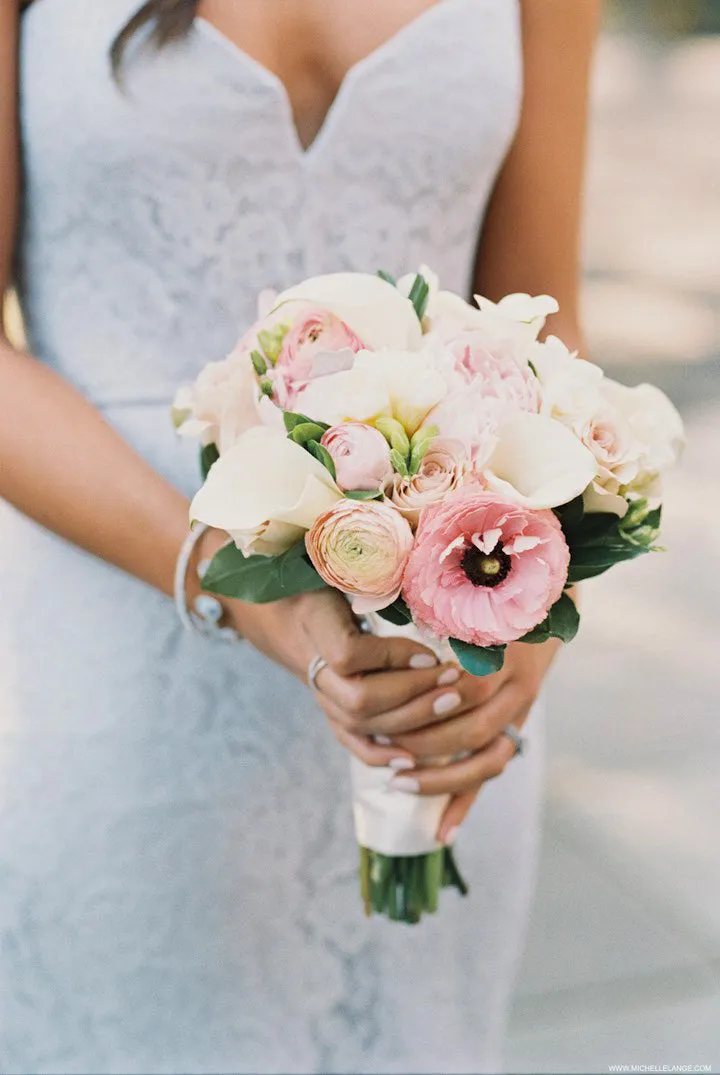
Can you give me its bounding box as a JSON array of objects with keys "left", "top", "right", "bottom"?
[{"left": 192, "top": 529, "right": 460, "bottom": 771}]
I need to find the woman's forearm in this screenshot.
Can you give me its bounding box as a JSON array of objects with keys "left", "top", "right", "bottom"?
[{"left": 0, "top": 338, "right": 191, "bottom": 597}]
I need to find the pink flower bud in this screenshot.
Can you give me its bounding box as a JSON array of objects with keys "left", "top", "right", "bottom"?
[{"left": 320, "top": 422, "right": 393, "bottom": 492}]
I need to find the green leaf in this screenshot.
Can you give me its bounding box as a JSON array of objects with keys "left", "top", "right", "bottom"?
[
  {"left": 527, "top": 359, "right": 539, "bottom": 378},
  {"left": 448, "top": 638, "right": 506, "bottom": 677},
  {"left": 555, "top": 494, "right": 585, "bottom": 530},
  {"left": 375, "top": 597, "right": 412, "bottom": 626},
  {"left": 283, "top": 410, "right": 330, "bottom": 434},
  {"left": 390, "top": 448, "right": 410, "bottom": 478},
  {"left": 344, "top": 488, "right": 385, "bottom": 501},
  {"left": 199, "top": 443, "right": 220, "bottom": 481},
  {"left": 376, "top": 269, "right": 397, "bottom": 287},
  {"left": 521, "top": 593, "right": 580, "bottom": 644},
  {"left": 408, "top": 437, "right": 431, "bottom": 476},
  {"left": 374, "top": 416, "right": 410, "bottom": 457},
  {"left": 560, "top": 497, "right": 663, "bottom": 583},
  {"left": 407, "top": 274, "right": 430, "bottom": 321},
  {"left": 289, "top": 422, "right": 327, "bottom": 447},
  {"left": 306, "top": 440, "right": 337, "bottom": 480},
  {"left": 250, "top": 349, "right": 267, "bottom": 376},
  {"left": 201, "top": 541, "right": 327, "bottom": 603},
  {"left": 260, "top": 377, "right": 274, "bottom": 397}
]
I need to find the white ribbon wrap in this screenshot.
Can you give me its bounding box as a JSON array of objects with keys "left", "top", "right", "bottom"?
[{"left": 351, "top": 614, "right": 456, "bottom": 857}]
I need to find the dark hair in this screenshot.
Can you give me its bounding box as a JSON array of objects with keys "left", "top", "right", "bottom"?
[{"left": 21, "top": 0, "right": 200, "bottom": 74}]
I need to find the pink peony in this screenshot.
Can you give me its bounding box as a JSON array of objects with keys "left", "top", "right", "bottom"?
[
  {"left": 305, "top": 500, "right": 414, "bottom": 614},
  {"left": 390, "top": 437, "right": 469, "bottom": 527},
  {"left": 320, "top": 422, "right": 393, "bottom": 492},
  {"left": 426, "top": 335, "right": 540, "bottom": 463},
  {"left": 402, "top": 486, "right": 570, "bottom": 646}
]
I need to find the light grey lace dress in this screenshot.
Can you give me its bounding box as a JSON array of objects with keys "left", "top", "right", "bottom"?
[{"left": 0, "top": 1, "right": 546, "bottom": 1071}]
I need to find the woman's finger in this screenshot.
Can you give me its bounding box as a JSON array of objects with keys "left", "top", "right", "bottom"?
[
  {"left": 437, "top": 789, "right": 480, "bottom": 846},
  {"left": 321, "top": 704, "right": 416, "bottom": 769},
  {"left": 314, "top": 661, "right": 462, "bottom": 721},
  {"left": 387, "top": 734, "right": 517, "bottom": 797},
  {"left": 389, "top": 681, "right": 524, "bottom": 757},
  {"left": 301, "top": 591, "right": 439, "bottom": 676}
]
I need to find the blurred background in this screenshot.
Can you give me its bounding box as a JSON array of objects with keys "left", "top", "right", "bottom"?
[
  {"left": 507, "top": 2, "right": 720, "bottom": 1072},
  {"left": 4, "top": 3, "right": 718, "bottom": 1073}
]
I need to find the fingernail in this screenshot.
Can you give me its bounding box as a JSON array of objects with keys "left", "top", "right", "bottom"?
[
  {"left": 437, "top": 666, "right": 460, "bottom": 687},
  {"left": 409, "top": 653, "right": 438, "bottom": 669},
  {"left": 374, "top": 734, "right": 392, "bottom": 746},
  {"left": 442, "top": 826, "right": 459, "bottom": 846},
  {"left": 388, "top": 776, "right": 420, "bottom": 793},
  {"left": 433, "top": 691, "right": 462, "bottom": 716},
  {"left": 388, "top": 757, "right": 415, "bottom": 772}
]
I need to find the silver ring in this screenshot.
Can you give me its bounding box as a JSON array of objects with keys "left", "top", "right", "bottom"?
[
  {"left": 307, "top": 655, "right": 328, "bottom": 692},
  {"left": 501, "top": 724, "right": 526, "bottom": 757}
]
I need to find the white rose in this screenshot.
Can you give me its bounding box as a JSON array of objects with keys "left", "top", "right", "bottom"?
[
  {"left": 601, "top": 380, "right": 685, "bottom": 496},
  {"left": 274, "top": 272, "right": 423, "bottom": 352},
  {"left": 483, "top": 412, "right": 597, "bottom": 510},
  {"left": 190, "top": 427, "right": 342, "bottom": 557},
  {"left": 531, "top": 335, "right": 606, "bottom": 429},
  {"left": 171, "top": 355, "right": 280, "bottom": 454}
]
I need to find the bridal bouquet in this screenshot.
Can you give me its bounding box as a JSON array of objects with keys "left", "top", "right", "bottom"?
[{"left": 173, "top": 269, "right": 683, "bottom": 923}]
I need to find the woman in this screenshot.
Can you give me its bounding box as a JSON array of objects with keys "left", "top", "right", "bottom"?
[{"left": 0, "top": 0, "right": 599, "bottom": 1071}]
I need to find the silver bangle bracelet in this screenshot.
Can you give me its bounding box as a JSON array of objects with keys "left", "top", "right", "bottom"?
[{"left": 174, "top": 524, "right": 240, "bottom": 643}]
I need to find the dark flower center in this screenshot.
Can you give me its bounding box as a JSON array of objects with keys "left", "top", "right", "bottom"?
[{"left": 461, "top": 543, "right": 512, "bottom": 588}]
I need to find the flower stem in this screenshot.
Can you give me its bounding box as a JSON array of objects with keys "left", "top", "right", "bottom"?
[{"left": 358, "top": 846, "right": 469, "bottom": 924}]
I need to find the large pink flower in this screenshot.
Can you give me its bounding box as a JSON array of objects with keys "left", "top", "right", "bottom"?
[
  {"left": 426, "top": 335, "right": 540, "bottom": 462},
  {"left": 402, "top": 486, "right": 570, "bottom": 646},
  {"left": 306, "top": 500, "right": 414, "bottom": 614}
]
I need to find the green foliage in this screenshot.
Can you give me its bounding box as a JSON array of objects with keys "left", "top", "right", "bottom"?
[
  {"left": 344, "top": 488, "right": 385, "bottom": 501},
  {"left": 390, "top": 448, "right": 410, "bottom": 478},
  {"left": 306, "top": 440, "right": 337, "bottom": 480},
  {"left": 556, "top": 495, "right": 663, "bottom": 584},
  {"left": 375, "top": 596, "right": 412, "bottom": 626},
  {"left": 448, "top": 638, "right": 506, "bottom": 676},
  {"left": 288, "top": 422, "right": 327, "bottom": 447},
  {"left": 283, "top": 410, "right": 330, "bottom": 434},
  {"left": 376, "top": 269, "right": 397, "bottom": 286},
  {"left": 407, "top": 273, "right": 430, "bottom": 321},
  {"left": 199, "top": 443, "right": 220, "bottom": 480},
  {"left": 201, "top": 539, "right": 327, "bottom": 603},
  {"left": 250, "top": 350, "right": 267, "bottom": 376},
  {"left": 520, "top": 593, "right": 580, "bottom": 644},
  {"left": 257, "top": 323, "right": 289, "bottom": 364}
]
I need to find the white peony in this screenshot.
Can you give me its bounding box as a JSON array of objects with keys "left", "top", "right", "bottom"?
[
  {"left": 483, "top": 412, "right": 597, "bottom": 510},
  {"left": 601, "top": 379, "right": 685, "bottom": 498},
  {"left": 190, "top": 427, "right": 342, "bottom": 557},
  {"left": 172, "top": 354, "right": 281, "bottom": 454},
  {"left": 273, "top": 272, "right": 423, "bottom": 352}
]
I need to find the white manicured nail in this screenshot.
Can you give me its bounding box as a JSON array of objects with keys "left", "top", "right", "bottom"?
[
  {"left": 443, "top": 826, "right": 459, "bottom": 846},
  {"left": 388, "top": 775, "right": 420, "bottom": 793},
  {"left": 374, "top": 735, "right": 392, "bottom": 745},
  {"left": 433, "top": 691, "right": 461, "bottom": 716},
  {"left": 409, "top": 653, "right": 438, "bottom": 669},
  {"left": 389, "top": 757, "right": 415, "bottom": 772},
  {"left": 437, "top": 667, "right": 460, "bottom": 686}
]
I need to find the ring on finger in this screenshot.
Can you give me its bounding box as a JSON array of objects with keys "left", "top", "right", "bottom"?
[
  {"left": 307, "top": 655, "right": 328, "bottom": 692},
  {"left": 500, "top": 723, "right": 526, "bottom": 758}
]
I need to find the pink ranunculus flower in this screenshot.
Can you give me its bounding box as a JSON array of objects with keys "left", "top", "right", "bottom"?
[
  {"left": 402, "top": 486, "right": 570, "bottom": 646},
  {"left": 305, "top": 500, "right": 414, "bottom": 614},
  {"left": 320, "top": 422, "right": 393, "bottom": 492},
  {"left": 390, "top": 437, "right": 469, "bottom": 527},
  {"left": 277, "top": 305, "right": 365, "bottom": 373}
]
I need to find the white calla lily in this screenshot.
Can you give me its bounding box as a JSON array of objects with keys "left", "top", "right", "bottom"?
[
  {"left": 356, "top": 348, "right": 447, "bottom": 435},
  {"left": 274, "top": 272, "right": 423, "bottom": 351},
  {"left": 472, "top": 292, "right": 560, "bottom": 358},
  {"left": 190, "top": 427, "right": 342, "bottom": 556},
  {"left": 294, "top": 364, "right": 391, "bottom": 426},
  {"left": 484, "top": 412, "right": 597, "bottom": 509}
]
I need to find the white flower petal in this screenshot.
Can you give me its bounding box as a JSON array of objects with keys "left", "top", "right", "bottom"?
[
  {"left": 582, "top": 482, "right": 629, "bottom": 518},
  {"left": 274, "top": 272, "right": 423, "bottom": 351},
  {"left": 190, "top": 427, "right": 342, "bottom": 554},
  {"left": 484, "top": 413, "right": 597, "bottom": 509}
]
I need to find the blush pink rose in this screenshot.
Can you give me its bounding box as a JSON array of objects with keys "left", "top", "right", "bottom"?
[
  {"left": 320, "top": 422, "right": 393, "bottom": 492},
  {"left": 390, "top": 437, "right": 469, "bottom": 526},
  {"left": 402, "top": 486, "right": 570, "bottom": 646},
  {"left": 305, "top": 500, "right": 414, "bottom": 614}
]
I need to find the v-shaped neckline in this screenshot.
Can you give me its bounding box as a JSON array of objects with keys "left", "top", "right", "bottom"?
[{"left": 194, "top": 0, "right": 459, "bottom": 159}]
